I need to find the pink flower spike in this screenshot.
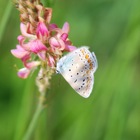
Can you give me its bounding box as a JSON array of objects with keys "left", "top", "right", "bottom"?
[
  {"left": 29, "top": 39, "right": 47, "bottom": 53},
  {"left": 36, "top": 22, "right": 49, "bottom": 38},
  {"left": 18, "top": 68, "right": 31, "bottom": 79},
  {"left": 62, "top": 22, "right": 69, "bottom": 33}
]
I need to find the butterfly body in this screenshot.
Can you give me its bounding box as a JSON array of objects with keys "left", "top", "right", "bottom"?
[{"left": 56, "top": 46, "right": 98, "bottom": 98}]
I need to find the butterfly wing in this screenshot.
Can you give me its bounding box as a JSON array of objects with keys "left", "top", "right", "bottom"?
[
  {"left": 56, "top": 46, "right": 97, "bottom": 98},
  {"left": 91, "top": 52, "right": 98, "bottom": 73}
]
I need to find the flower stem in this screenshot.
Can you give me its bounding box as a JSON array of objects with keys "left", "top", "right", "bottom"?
[{"left": 23, "top": 91, "right": 46, "bottom": 140}]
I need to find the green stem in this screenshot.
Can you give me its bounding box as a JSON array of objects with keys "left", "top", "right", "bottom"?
[{"left": 23, "top": 91, "right": 46, "bottom": 140}]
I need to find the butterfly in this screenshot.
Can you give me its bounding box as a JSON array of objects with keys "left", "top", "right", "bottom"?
[{"left": 56, "top": 46, "right": 98, "bottom": 98}]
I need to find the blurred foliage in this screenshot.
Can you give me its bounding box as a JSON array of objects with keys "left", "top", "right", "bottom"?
[{"left": 0, "top": 0, "right": 140, "bottom": 140}]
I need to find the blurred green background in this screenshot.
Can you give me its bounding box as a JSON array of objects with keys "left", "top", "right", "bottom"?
[{"left": 0, "top": 0, "right": 140, "bottom": 140}]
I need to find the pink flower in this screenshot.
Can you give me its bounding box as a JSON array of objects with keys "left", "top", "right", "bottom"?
[
  {"left": 17, "top": 61, "right": 40, "bottom": 79},
  {"left": 36, "top": 22, "right": 49, "bottom": 42},
  {"left": 18, "top": 68, "right": 30, "bottom": 79},
  {"left": 28, "top": 39, "right": 47, "bottom": 54},
  {"left": 11, "top": 1, "right": 79, "bottom": 80},
  {"left": 11, "top": 45, "right": 30, "bottom": 59},
  {"left": 49, "top": 22, "right": 77, "bottom": 52},
  {"left": 49, "top": 37, "right": 65, "bottom": 50},
  {"left": 12, "top": 21, "right": 77, "bottom": 79}
]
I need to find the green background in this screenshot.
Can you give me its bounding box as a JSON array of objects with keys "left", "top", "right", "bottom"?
[{"left": 0, "top": 0, "right": 140, "bottom": 139}]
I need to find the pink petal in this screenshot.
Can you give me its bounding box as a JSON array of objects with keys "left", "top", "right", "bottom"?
[
  {"left": 26, "top": 61, "right": 41, "bottom": 69},
  {"left": 49, "top": 37, "right": 65, "bottom": 50},
  {"left": 62, "top": 22, "right": 69, "bottom": 33},
  {"left": 17, "top": 36, "right": 30, "bottom": 50},
  {"left": 29, "top": 40, "right": 47, "bottom": 53},
  {"left": 17, "top": 35, "right": 25, "bottom": 46},
  {"left": 37, "top": 51, "right": 46, "bottom": 61},
  {"left": 65, "top": 45, "right": 77, "bottom": 52},
  {"left": 16, "top": 45, "right": 25, "bottom": 51},
  {"left": 49, "top": 24, "right": 58, "bottom": 30},
  {"left": 61, "top": 33, "right": 68, "bottom": 41},
  {"left": 20, "top": 23, "right": 35, "bottom": 38},
  {"left": 21, "top": 55, "right": 30, "bottom": 64},
  {"left": 21, "top": 55, "right": 31, "bottom": 68},
  {"left": 36, "top": 22, "right": 49, "bottom": 38},
  {"left": 47, "top": 55, "right": 55, "bottom": 67},
  {"left": 49, "top": 37, "right": 60, "bottom": 47},
  {"left": 18, "top": 68, "right": 31, "bottom": 79},
  {"left": 57, "top": 39, "right": 66, "bottom": 50},
  {"left": 11, "top": 45, "right": 30, "bottom": 59}
]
